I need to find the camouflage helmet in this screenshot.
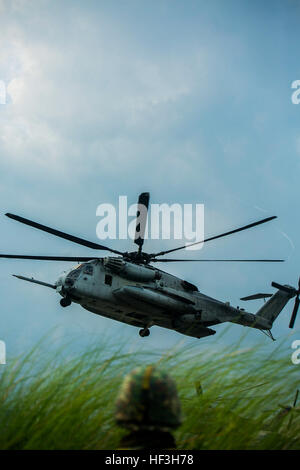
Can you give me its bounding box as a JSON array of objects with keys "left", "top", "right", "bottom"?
[{"left": 115, "top": 365, "right": 182, "bottom": 432}]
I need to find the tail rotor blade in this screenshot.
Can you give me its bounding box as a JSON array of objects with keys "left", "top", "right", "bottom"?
[{"left": 289, "top": 296, "right": 300, "bottom": 329}]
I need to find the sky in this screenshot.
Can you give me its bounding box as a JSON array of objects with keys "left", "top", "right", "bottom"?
[{"left": 0, "top": 0, "right": 300, "bottom": 363}]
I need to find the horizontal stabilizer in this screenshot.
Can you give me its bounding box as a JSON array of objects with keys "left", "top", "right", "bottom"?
[
  {"left": 240, "top": 293, "right": 272, "bottom": 301},
  {"left": 12, "top": 275, "right": 56, "bottom": 289}
]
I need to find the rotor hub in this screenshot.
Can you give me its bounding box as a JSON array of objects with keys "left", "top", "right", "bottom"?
[{"left": 123, "top": 251, "right": 152, "bottom": 265}]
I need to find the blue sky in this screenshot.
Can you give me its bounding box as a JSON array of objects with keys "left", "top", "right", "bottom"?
[{"left": 0, "top": 0, "right": 300, "bottom": 361}]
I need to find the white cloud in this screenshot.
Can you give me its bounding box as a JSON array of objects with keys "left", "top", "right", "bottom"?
[{"left": 0, "top": 8, "right": 214, "bottom": 184}]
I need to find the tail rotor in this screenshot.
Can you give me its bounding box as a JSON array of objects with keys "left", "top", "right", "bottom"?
[
  {"left": 289, "top": 278, "right": 300, "bottom": 329},
  {"left": 271, "top": 278, "right": 300, "bottom": 329}
]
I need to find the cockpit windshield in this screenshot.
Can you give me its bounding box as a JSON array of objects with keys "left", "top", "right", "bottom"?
[
  {"left": 65, "top": 264, "right": 94, "bottom": 284},
  {"left": 67, "top": 265, "right": 83, "bottom": 280}
]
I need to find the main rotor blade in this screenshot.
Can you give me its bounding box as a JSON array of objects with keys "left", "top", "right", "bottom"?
[
  {"left": 152, "top": 258, "right": 284, "bottom": 262},
  {"left": 0, "top": 254, "right": 96, "bottom": 261},
  {"left": 150, "top": 216, "right": 277, "bottom": 258},
  {"left": 134, "top": 192, "right": 150, "bottom": 253},
  {"left": 5, "top": 213, "right": 123, "bottom": 255}
]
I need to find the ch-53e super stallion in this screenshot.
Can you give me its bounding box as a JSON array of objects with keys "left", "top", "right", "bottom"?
[{"left": 1, "top": 193, "right": 299, "bottom": 340}]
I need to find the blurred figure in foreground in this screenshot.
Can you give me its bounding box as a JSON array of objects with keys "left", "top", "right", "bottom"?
[{"left": 115, "top": 365, "right": 182, "bottom": 450}]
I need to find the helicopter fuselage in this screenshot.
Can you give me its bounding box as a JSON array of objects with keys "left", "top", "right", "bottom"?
[
  {"left": 3, "top": 193, "right": 296, "bottom": 337},
  {"left": 55, "top": 257, "right": 271, "bottom": 338}
]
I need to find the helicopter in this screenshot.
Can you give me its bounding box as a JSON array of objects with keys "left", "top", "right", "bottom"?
[{"left": 1, "top": 192, "right": 299, "bottom": 339}]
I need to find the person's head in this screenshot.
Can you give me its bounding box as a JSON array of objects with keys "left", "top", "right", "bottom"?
[{"left": 115, "top": 365, "right": 182, "bottom": 433}]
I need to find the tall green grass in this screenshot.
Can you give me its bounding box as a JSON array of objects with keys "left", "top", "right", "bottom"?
[{"left": 0, "top": 334, "right": 299, "bottom": 450}]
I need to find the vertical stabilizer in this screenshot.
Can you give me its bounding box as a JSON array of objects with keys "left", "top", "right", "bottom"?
[{"left": 255, "top": 287, "right": 294, "bottom": 327}]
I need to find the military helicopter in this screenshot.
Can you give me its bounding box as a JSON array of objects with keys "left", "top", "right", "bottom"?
[{"left": 1, "top": 193, "right": 299, "bottom": 339}]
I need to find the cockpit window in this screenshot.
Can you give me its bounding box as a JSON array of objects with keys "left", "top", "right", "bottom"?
[
  {"left": 67, "top": 266, "right": 82, "bottom": 280},
  {"left": 83, "top": 265, "right": 93, "bottom": 275}
]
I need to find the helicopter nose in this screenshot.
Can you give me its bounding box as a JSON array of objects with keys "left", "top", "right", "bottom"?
[
  {"left": 56, "top": 273, "right": 74, "bottom": 294},
  {"left": 62, "top": 278, "right": 76, "bottom": 296},
  {"left": 56, "top": 273, "right": 65, "bottom": 290}
]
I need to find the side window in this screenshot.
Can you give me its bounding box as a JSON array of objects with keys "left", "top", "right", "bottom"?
[
  {"left": 83, "top": 265, "right": 93, "bottom": 275},
  {"left": 105, "top": 274, "right": 112, "bottom": 286}
]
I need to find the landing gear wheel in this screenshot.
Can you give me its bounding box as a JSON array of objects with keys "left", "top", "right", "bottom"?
[
  {"left": 139, "top": 328, "right": 150, "bottom": 337},
  {"left": 60, "top": 297, "right": 71, "bottom": 307}
]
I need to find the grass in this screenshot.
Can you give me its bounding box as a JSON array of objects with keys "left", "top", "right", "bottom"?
[{"left": 0, "top": 333, "right": 299, "bottom": 450}]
